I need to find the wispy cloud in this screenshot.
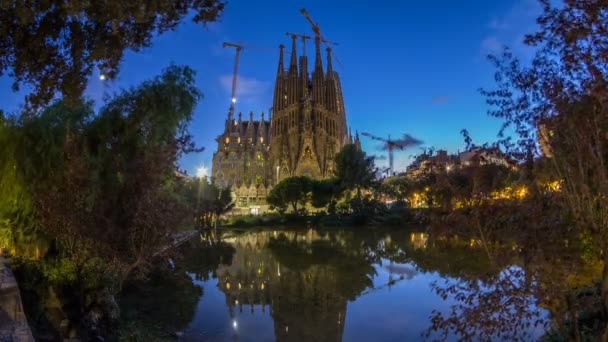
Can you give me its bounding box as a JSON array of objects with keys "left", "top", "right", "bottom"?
[
  {"left": 219, "top": 74, "right": 271, "bottom": 106},
  {"left": 479, "top": 0, "right": 541, "bottom": 59},
  {"left": 431, "top": 95, "right": 449, "bottom": 105},
  {"left": 480, "top": 36, "right": 504, "bottom": 55}
]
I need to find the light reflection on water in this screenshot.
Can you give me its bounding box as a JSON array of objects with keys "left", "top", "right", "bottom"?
[{"left": 145, "top": 228, "right": 548, "bottom": 341}]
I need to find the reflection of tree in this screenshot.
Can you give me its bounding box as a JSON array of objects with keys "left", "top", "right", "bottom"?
[
  {"left": 120, "top": 233, "right": 236, "bottom": 338},
  {"left": 268, "top": 234, "right": 376, "bottom": 342},
  {"left": 420, "top": 199, "right": 599, "bottom": 341},
  {"left": 214, "top": 229, "right": 377, "bottom": 342},
  {"left": 180, "top": 231, "right": 236, "bottom": 281},
  {"left": 119, "top": 265, "right": 203, "bottom": 337}
]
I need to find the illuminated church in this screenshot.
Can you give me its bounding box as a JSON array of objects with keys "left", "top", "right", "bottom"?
[{"left": 211, "top": 35, "right": 354, "bottom": 212}]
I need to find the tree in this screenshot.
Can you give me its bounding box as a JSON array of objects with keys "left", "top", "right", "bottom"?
[
  {"left": 266, "top": 176, "right": 312, "bottom": 215},
  {"left": 179, "top": 177, "right": 234, "bottom": 229},
  {"left": 334, "top": 144, "right": 377, "bottom": 199},
  {"left": 310, "top": 178, "right": 340, "bottom": 210},
  {"left": 481, "top": 1, "right": 608, "bottom": 338},
  {"left": 0, "top": 0, "right": 225, "bottom": 109},
  {"left": 4, "top": 65, "right": 202, "bottom": 333}
]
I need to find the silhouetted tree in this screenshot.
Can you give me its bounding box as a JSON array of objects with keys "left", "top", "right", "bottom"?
[
  {"left": 334, "top": 144, "right": 376, "bottom": 200},
  {"left": 266, "top": 176, "right": 312, "bottom": 215},
  {"left": 0, "top": 0, "right": 225, "bottom": 109}
]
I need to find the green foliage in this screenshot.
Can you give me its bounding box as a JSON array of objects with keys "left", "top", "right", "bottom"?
[
  {"left": 4, "top": 65, "right": 203, "bottom": 335},
  {"left": 177, "top": 177, "right": 234, "bottom": 228},
  {"left": 266, "top": 176, "right": 313, "bottom": 214},
  {"left": 0, "top": 0, "right": 225, "bottom": 109},
  {"left": 333, "top": 144, "right": 376, "bottom": 198},
  {"left": 310, "top": 178, "right": 340, "bottom": 209}
]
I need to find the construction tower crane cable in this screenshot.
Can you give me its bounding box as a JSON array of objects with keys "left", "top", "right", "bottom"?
[{"left": 299, "top": 8, "right": 344, "bottom": 69}]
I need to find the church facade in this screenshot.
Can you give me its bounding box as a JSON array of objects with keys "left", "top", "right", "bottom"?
[{"left": 211, "top": 36, "right": 352, "bottom": 212}]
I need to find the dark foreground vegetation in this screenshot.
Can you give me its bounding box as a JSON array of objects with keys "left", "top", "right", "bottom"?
[{"left": 0, "top": 0, "right": 606, "bottom": 341}]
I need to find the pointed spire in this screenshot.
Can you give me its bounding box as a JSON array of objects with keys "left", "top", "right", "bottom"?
[
  {"left": 287, "top": 36, "right": 299, "bottom": 105},
  {"left": 326, "top": 47, "right": 333, "bottom": 75},
  {"left": 314, "top": 36, "right": 323, "bottom": 72},
  {"left": 277, "top": 44, "right": 285, "bottom": 75},
  {"left": 312, "top": 35, "right": 325, "bottom": 106},
  {"left": 259, "top": 112, "right": 267, "bottom": 145},
  {"left": 289, "top": 35, "right": 298, "bottom": 71},
  {"left": 272, "top": 44, "right": 286, "bottom": 111}
]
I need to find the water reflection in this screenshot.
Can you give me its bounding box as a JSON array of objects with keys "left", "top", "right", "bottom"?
[
  {"left": 126, "top": 226, "right": 598, "bottom": 341},
  {"left": 214, "top": 230, "right": 375, "bottom": 341}
]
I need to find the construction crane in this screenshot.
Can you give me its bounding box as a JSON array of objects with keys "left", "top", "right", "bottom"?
[
  {"left": 222, "top": 42, "right": 243, "bottom": 114},
  {"left": 222, "top": 42, "right": 286, "bottom": 113},
  {"left": 361, "top": 132, "right": 423, "bottom": 176},
  {"left": 299, "top": 8, "right": 343, "bottom": 68},
  {"left": 285, "top": 32, "right": 311, "bottom": 55}
]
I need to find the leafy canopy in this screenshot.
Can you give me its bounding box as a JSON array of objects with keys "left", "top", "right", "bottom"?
[{"left": 0, "top": 0, "right": 225, "bottom": 109}]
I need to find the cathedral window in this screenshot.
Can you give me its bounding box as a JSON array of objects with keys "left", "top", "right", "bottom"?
[
  {"left": 225, "top": 137, "right": 230, "bottom": 144},
  {"left": 255, "top": 174, "right": 262, "bottom": 185},
  {"left": 257, "top": 154, "right": 263, "bottom": 161},
  {"left": 237, "top": 137, "right": 241, "bottom": 143},
  {"left": 260, "top": 137, "right": 264, "bottom": 143}
]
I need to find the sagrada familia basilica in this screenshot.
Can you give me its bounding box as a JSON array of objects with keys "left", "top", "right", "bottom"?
[{"left": 211, "top": 35, "right": 358, "bottom": 213}]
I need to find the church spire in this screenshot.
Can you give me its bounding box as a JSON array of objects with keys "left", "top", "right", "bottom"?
[
  {"left": 324, "top": 47, "right": 337, "bottom": 112},
  {"left": 287, "top": 35, "right": 299, "bottom": 105},
  {"left": 312, "top": 36, "right": 325, "bottom": 105},
  {"left": 272, "top": 44, "right": 285, "bottom": 111},
  {"left": 289, "top": 35, "right": 297, "bottom": 70},
  {"left": 326, "top": 46, "right": 333, "bottom": 75}
]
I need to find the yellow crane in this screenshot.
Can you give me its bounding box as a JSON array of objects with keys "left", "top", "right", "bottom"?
[{"left": 299, "top": 8, "right": 343, "bottom": 68}]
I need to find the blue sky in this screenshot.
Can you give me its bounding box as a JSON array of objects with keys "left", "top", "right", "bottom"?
[{"left": 0, "top": 0, "right": 541, "bottom": 175}]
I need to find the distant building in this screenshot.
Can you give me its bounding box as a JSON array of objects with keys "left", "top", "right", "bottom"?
[
  {"left": 458, "top": 147, "right": 513, "bottom": 168},
  {"left": 405, "top": 147, "right": 515, "bottom": 178},
  {"left": 537, "top": 117, "right": 555, "bottom": 158},
  {"left": 211, "top": 35, "right": 353, "bottom": 214},
  {"left": 175, "top": 169, "right": 194, "bottom": 181}
]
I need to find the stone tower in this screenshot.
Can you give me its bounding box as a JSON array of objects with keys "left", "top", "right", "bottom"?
[{"left": 269, "top": 36, "right": 350, "bottom": 183}]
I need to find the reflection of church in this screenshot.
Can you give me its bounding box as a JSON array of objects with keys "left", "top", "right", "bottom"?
[
  {"left": 215, "top": 230, "right": 351, "bottom": 342},
  {"left": 211, "top": 34, "right": 357, "bottom": 213}
]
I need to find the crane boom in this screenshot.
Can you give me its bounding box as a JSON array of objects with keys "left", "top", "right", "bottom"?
[
  {"left": 222, "top": 42, "right": 284, "bottom": 113},
  {"left": 299, "top": 8, "right": 343, "bottom": 69},
  {"left": 361, "top": 132, "right": 423, "bottom": 176},
  {"left": 299, "top": 8, "right": 320, "bottom": 36}
]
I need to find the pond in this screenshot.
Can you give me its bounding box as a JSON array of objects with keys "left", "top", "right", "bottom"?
[{"left": 120, "top": 227, "right": 552, "bottom": 341}]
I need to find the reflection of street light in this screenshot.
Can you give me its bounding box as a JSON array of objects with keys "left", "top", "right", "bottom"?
[
  {"left": 233, "top": 320, "right": 238, "bottom": 329},
  {"left": 99, "top": 74, "right": 106, "bottom": 81}
]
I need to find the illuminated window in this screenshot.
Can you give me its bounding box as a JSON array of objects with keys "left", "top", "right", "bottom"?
[
  {"left": 257, "top": 154, "right": 263, "bottom": 161},
  {"left": 260, "top": 137, "right": 264, "bottom": 143},
  {"left": 225, "top": 137, "right": 230, "bottom": 144},
  {"left": 237, "top": 137, "right": 241, "bottom": 143}
]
